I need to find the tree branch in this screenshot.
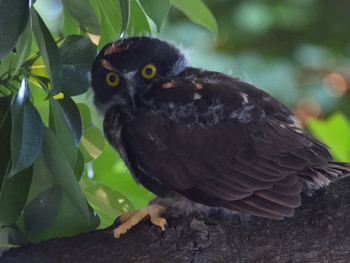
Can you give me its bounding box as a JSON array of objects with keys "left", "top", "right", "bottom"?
[{"left": 2, "top": 176, "right": 350, "bottom": 263}]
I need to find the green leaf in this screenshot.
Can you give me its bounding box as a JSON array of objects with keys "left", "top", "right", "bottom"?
[
  {"left": 77, "top": 103, "right": 92, "bottom": 129},
  {"left": 32, "top": 9, "right": 63, "bottom": 95},
  {"left": 28, "top": 56, "right": 49, "bottom": 82},
  {"left": 59, "top": 35, "right": 97, "bottom": 96},
  {"left": 0, "top": 0, "right": 30, "bottom": 59},
  {"left": 171, "top": 0, "right": 218, "bottom": 37},
  {"left": 24, "top": 185, "right": 62, "bottom": 235},
  {"left": 0, "top": 52, "right": 14, "bottom": 79},
  {"left": 62, "top": 0, "right": 100, "bottom": 36},
  {"left": 97, "top": 0, "right": 122, "bottom": 49},
  {"left": 57, "top": 96, "right": 83, "bottom": 146},
  {"left": 127, "top": 0, "right": 150, "bottom": 36},
  {"left": 119, "top": 0, "right": 130, "bottom": 37},
  {"left": 13, "top": 15, "right": 33, "bottom": 77},
  {"left": 26, "top": 75, "right": 50, "bottom": 126},
  {"left": 41, "top": 127, "right": 91, "bottom": 219},
  {"left": 49, "top": 98, "right": 77, "bottom": 168},
  {"left": 139, "top": 0, "right": 170, "bottom": 32},
  {"left": 0, "top": 166, "right": 33, "bottom": 226},
  {"left": 307, "top": 113, "right": 350, "bottom": 162},
  {"left": 79, "top": 127, "right": 105, "bottom": 163},
  {"left": 0, "top": 227, "right": 26, "bottom": 253},
  {"left": 80, "top": 178, "right": 134, "bottom": 227},
  {"left": 62, "top": 8, "right": 80, "bottom": 37},
  {"left": 10, "top": 78, "right": 43, "bottom": 177}
]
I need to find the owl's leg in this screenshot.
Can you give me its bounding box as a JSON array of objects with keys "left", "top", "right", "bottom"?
[{"left": 114, "top": 204, "right": 167, "bottom": 238}]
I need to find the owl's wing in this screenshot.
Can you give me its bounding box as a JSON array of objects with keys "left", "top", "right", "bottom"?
[{"left": 119, "top": 71, "right": 345, "bottom": 219}]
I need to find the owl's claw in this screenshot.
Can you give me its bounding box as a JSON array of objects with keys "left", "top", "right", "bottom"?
[{"left": 113, "top": 204, "right": 167, "bottom": 238}]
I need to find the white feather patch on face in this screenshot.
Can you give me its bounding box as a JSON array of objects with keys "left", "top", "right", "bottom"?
[{"left": 123, "top": 70, "right": 137, "bottom": 80}]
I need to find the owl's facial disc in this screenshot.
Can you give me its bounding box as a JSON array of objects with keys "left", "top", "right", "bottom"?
[{"left": 91, "top": 37, "right": 189, "bottom": 113}]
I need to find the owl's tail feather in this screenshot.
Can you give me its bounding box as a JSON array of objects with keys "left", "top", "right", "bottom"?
[
  {"left": 300, "top": 161, "right": 350, "bottom": 193},
  {"left": 328, "top": 161, "right": 350, "bottom": 177}
]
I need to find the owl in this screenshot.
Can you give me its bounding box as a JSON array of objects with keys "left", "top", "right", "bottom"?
[{"left": 91, "top": 36, "right": 349, "bottom": 238}]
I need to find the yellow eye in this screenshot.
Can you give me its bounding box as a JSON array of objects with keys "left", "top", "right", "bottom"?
[
  {"left": 141, "top": 64, "right": 157, "bottom": 80},
  {"left": 106, "top": 72, "right": 120, "bottom": 87}
]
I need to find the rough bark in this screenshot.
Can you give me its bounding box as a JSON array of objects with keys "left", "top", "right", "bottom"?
[{"left": 2, "top": 176, "right": 350, "bottom": 263}]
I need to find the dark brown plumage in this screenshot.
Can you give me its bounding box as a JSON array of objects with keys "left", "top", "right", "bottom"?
[{"left": 91, "top": 36, "right": 349, "bottom": 220}]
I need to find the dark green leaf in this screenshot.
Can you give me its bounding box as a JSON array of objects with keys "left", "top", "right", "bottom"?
[
  {"left": 126, "top": 0, "right": 150, "bottom": 36},
  {"left": 24, "top": 185, "right": 62, "bottom": 235},
  {"left": 119, "top": 0, "right": 130, "bottom": 37},
  {"left": 49, "top": 98, "right": 77, "bottom": 168},
  {"left": 61, "top": 64, "right": 91, "bottom": 96},
  {"left": 80, "top": 178, "right": 134, "bottom": 227},
  {"left": 41, "top": 127, "right": 91, "bottom": 219},
  {"left": 0, "top": 96, "right": 12, "bottom": 184},
  {"left": 0, "top": 166, "right": 33, "bottom": 226},
  {"left": 59, "top": 35, "right": 97, "bottom": 96},
  {"left": 77, "top": 103, "right": 92, "bottom": 129},
  {"left": 32, "top": 9, "right": 63, "bottom": 95},
  {"left": 0, "top": 10, "right": 32, "bottom": 78},
  {"left": 26, "top": 194, "right": 99, "bottom": 243},
  {"left": 171, "top": 0, "right": 218, "bottom": 36},
  {"left": 57, "top": 96, "right": 83, "bottom": 146},
  {"left": 62, "top": 0, "right": 100, "bottom": 35},
  {"left": 60, "top": 35, "right": 97, "bottom": 65},
  {"left": 79, "top": 126, "right": 105, "bottom": 163},
  {"left": 10, "top": 78, "right": 43, "bottom": 176},
  {"left": 73, "top": 149, "right": 85, "bottom": 180},
  {"left": 139, "top": 0, "right": 170, "bottom": 32},
  {"left": 0, "top": 0, "right": 30, "bottom": 59}
]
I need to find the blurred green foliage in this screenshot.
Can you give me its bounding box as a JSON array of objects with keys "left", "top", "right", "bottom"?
[
  {"left": 0, "top": 0, "right": 349, "bottom": 253},
  {"left": 0, "top": 0, "right": 217, "bottom": 251},
  {"left": 163, "top": 0, "right": 350, "bottom": 117},
  {"left": 307, "top": 113, "right": 350, "bottom": 162}
]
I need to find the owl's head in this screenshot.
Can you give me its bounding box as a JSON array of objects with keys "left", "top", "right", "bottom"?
[{"left": 91, "top": 37, "right": 188, "bottom": 113}]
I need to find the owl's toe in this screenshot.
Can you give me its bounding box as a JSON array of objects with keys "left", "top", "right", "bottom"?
[{"left": 113, "top": 204, "right": 167, "bottom": 238}]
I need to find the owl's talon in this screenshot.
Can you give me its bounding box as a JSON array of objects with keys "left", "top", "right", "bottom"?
[
  {"left": 150, "top": 217, "right": 167, "bottom": 231},
  {"left": 113, "top": 204, "right": 167, "bottom": 238}
]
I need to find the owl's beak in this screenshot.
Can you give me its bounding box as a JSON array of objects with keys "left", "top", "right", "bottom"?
[{"left": 124, "top": 74, "right": 136, "bottom": 108}]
